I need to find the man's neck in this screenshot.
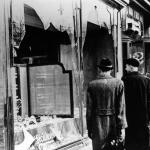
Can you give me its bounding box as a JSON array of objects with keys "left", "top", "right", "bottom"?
[
  {"left": 130, "top": 68, "right": 138, "bottom": 72},
  {"left": 132, "top": 68, "right": 138, "bottom": 72},
  {"left": 100, "top": 71, "right": 111, "bottom": 76}
]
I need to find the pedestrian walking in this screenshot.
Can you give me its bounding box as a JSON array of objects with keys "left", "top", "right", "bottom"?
[
  {"left": 86, "top": 58, "right": 127, "bottom": 150},
  {"left": 122, "top": 58, "right": 150, "bottom": 150}
]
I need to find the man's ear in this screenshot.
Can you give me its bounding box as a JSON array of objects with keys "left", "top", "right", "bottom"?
[
  {"left": 97, "top": 67, "right": 101, "bottom": 73},
  {"left": 110, "top": 70, "right": 113, "bottom": 74}
]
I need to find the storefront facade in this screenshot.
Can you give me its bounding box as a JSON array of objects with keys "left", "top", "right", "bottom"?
[
  {"left": 12, "top": 0, "right": 88, "bottom": 149},
  {"left": 0, "top": 0, "right": 129, "bottom": 149}
]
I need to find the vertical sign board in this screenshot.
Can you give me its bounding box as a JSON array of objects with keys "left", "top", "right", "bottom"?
[{"left": 28, "top": 64, "right": 73, "bottom": 117}]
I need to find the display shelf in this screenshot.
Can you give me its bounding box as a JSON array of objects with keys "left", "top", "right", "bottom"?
[{"left": 14, "top": 117, "right": 84, "bottom": 150}]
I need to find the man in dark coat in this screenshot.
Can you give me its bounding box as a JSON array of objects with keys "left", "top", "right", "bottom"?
[
  {"left": 86, "top": 58, "right": 127, "bottom": 150},
  {"left": 122, "top": 58, "right": 150, "bottom": 150}
]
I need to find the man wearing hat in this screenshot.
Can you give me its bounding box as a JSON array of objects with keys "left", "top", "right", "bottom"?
[
  {"left": 122, "top": 58, "right": 150, "bottom": 150},
  {"left": 86, "top": 58, "right": 127, "bottom": 150}
]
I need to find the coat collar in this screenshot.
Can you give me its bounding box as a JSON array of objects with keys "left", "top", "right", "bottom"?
[
  {"left": 97, "top": 74, "right": 113, "bottom": 79},
  {"left": 127, "top": 71, "right": 139, "bottom": 76}
]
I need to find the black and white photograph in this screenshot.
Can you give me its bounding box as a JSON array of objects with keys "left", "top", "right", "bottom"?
[{"left": 1, "top": 0, "right": 150, "bottom": 150}]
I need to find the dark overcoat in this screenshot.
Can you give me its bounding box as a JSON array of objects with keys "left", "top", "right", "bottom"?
[
  {"left": 122, "top": 72, "right": 150, "bottom": 150},
  {"left": 86, "top": 74, "right": 127, "bottom": 150}
]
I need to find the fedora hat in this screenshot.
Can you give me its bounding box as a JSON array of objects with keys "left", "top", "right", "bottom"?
[
  {"left": 98, "top": 58, "right": 113, "bottom": 70},
  {"left": 125, "top": 58, "right": 140, "bottom": 67}
]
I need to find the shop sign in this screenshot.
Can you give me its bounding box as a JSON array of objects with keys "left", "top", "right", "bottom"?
[
  {"left": 129, "top": 45, "right": 145, "bottom": 74},
  {"left": 132, "top": 52, "right": 144, "bottom": 64}
]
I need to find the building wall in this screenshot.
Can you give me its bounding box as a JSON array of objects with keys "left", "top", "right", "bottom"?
[
  {"left": 0, "top": 0, "right": 12, "bottom": 149},
  {"left": 121, "top": 6, "right": 144, "bottom": 35},
  {"left": 121, "top": 5, "right": 146, "bottom": 74}
]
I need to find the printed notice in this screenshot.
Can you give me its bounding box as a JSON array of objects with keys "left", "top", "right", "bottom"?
[{"left": 29, "top": 65, "right": 71, "bottom": 115}]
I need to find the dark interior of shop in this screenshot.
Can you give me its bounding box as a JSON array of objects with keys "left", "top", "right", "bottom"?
[{"left": 14, "top": 24, "right": 71, "bottom": 65}]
